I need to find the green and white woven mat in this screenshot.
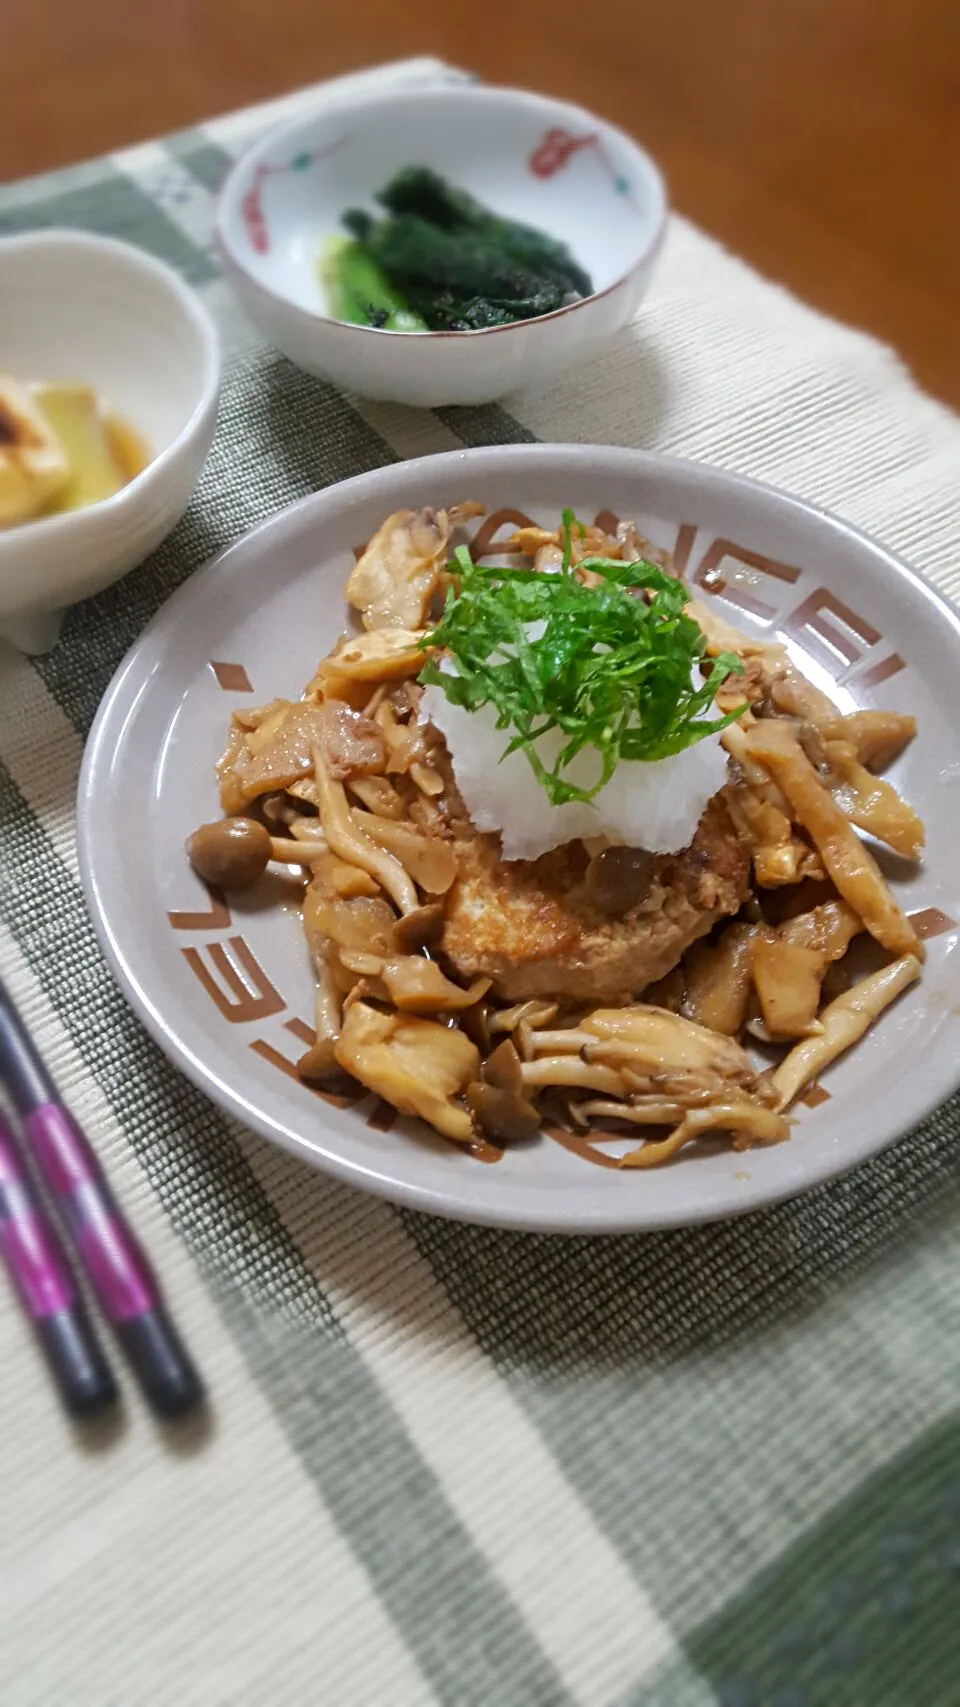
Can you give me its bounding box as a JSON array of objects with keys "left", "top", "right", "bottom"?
[{"left": 2, "top": 56, "right": 960, "bottom": 1707}]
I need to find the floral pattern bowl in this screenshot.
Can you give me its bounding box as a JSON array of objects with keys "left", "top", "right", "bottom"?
[{"left": 216, "top": 84, "right": 667, "bottom": 407}]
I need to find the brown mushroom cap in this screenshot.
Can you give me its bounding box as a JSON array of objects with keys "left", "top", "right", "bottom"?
[
  {"left": 465, "top": 1081, "right": 542, "bottom": 1144},
  {"left": 393, "top": 903, "right": 445, "bottom": 953},
  {"left": 187, "top": 817, "right": 272, "bottom": 890},
  {"left": 482, "top": 1038, "right": 525, "bottom": 1097},
  {"left": 584, "top": 846, "right": 656, "bottom": 915}
]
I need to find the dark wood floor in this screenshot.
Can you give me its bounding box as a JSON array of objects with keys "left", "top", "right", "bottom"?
[{"left": 4, "top": 0, "right": 958, "bottom": 405}]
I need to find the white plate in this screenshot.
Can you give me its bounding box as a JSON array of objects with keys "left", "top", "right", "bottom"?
[{"left": 79, "top": 446, "right": 960, "bottom": 1232}]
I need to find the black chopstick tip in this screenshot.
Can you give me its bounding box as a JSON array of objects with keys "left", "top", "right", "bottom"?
[
  {"left": 66, "top": 1384, "right": 121, "bottom": 1422},
  {"left": 115, "top": 1310, "right": 206, "bottom": 1420},
  {"left": 35, "top": 1311, "right": 120, "bottom": 1420}
]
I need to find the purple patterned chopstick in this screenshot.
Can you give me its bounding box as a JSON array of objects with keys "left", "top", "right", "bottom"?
[
  {"left": 0, "top": 979, "right": 204, "bottom": 1419},
  {"left": 0, "top": 1107, "right": 118, "bottom": 1417}
]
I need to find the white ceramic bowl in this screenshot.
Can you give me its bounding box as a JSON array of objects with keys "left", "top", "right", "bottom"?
[
  {"left": 216, "top": 84, "right": 667, "bottom": 408},
  {"left": 0, "top": 231, "right": 220, "bottom": 655}
]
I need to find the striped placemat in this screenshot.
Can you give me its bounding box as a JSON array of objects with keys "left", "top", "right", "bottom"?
[{"left": 2, "top": 57, "right": 960, "bottom": 1707}]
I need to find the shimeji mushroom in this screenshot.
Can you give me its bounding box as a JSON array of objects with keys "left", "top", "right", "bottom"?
[
  {"left": 296, "top": 956, "right": 345, "bottom": 1083},
  {"left": 520, "top": 1058, "right": 627, "bottom": 1096},
  {"left": 187, "top": 817, "right": 273, "bottom": 889},
  {"left": 580, "top": 1007, "right": 759, "bottom": 1085},
  {"left": 351, "top": 812, "right": 457, "bottom": 895},
  {"left": 619, "top": 1102, "right": 790, "bottom": 1169},
  {"left": 312, "top": 744, "right": 417, "bottom": 914}
]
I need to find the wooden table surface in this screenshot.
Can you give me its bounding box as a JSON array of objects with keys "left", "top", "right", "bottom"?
[{"left": 4, "top": 0, "right": 958, "bottom": 407}]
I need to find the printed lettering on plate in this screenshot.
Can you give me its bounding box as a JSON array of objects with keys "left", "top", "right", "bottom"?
[
  {"left": 181, "top": 937, "right": 285, "bottom": 1024},
  {"left": 781, "top": 587, "right": 880, "bottom": 675},
  {"left": 249, "top": 1023, "right": 362, "bottom": 1108},
  {"left": 692, "top": 538, "right": 801, "bottom": 619},
  {"left": 167, "top": 884, "right": 231, "bottom": 932},
  {"left": 676, "top": 525, "right": 907, "bottom": 699}
]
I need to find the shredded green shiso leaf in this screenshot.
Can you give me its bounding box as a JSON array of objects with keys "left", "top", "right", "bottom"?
[{"left": 419, "top": 511, "right": 747, "bottom": 806}]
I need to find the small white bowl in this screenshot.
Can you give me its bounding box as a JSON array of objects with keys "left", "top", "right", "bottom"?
[
  {"left": 0, "top": 231, "right": 220, "bottom": 655},
  {"left": 216, "top": 84, "right": 667, "bottom": 408}
]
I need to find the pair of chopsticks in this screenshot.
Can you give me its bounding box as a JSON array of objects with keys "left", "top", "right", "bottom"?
[{"left": 0, "top": 975, "right": 203, "bottom": 1421}]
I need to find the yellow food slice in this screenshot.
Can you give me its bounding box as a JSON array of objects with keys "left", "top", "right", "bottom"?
[
  {"left": 30, "top": 382, "right": 127, "bottom": 511},
  {"left": 0, "top": 374, "right": 71, "bottom": 527}
]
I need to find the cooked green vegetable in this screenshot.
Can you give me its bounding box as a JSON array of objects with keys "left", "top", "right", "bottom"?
[
  {"left": 401, "top": 284, "right": 567, "bottom": 332},
  {"left": 402, "top": 291, "right": 519, "bottom": 331},
  {"left": 318, "top": 235, "right": 427, "bottom": 331},
  {"left": 377, "top": 165, "right": 593, "bottom": 298},
  {"left": 419, "top": 512, "right": 747, "bottom": 806},
  {"left": 322, "top": 167, "right": 593, "bottom": 333},
  {"left": 364, "top": 214, "right": 562, "bottom": 304}
]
